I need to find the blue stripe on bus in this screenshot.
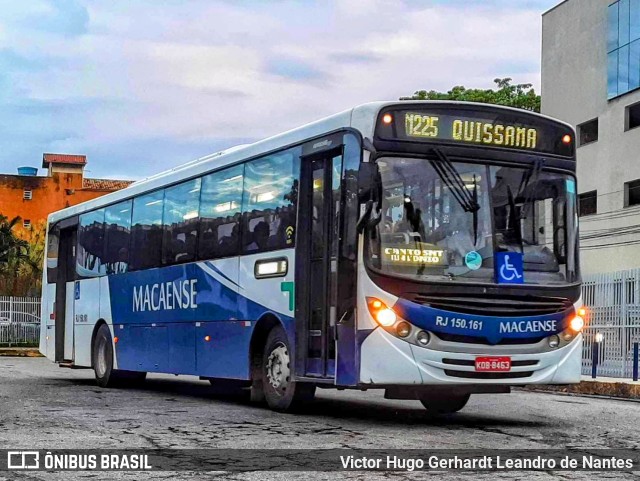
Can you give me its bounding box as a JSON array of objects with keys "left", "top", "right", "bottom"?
[
  {"left": 392, "top": 298, "right": 572, "bottom": 345},
  {"left": 108, "top": 262, "right": 293, "bottom": 378}
]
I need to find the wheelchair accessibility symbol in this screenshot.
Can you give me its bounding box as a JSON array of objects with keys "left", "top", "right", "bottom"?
[{"left": 495, "top": 252, "right": 524, "bottom": 284}]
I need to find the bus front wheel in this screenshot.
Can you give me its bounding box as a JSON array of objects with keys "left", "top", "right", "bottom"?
[
  {"left": 418, "top": 392, "right": 470, "bottom": 414},
  {"left": 93, "top": 324, "right": 146, "bottom": 387},
  {"left": 262, "top": 326, "right": 315, "bottom": 411}
]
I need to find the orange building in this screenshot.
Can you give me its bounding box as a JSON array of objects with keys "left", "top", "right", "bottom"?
[{"left": 0, "top": 153, "right": 133, "bottom": 235}]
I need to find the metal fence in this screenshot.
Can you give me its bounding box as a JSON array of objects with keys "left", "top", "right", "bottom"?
[
  {"left": 0, "top": 296, "right": 41, "bottom": 347},
  {"left": 582, "top": 269, "right": 640, "bottom": 379}
]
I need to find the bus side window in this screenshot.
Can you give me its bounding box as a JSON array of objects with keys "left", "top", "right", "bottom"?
[
  {"left": 104, "top": 200, "right": 132, "bottom": 275},
  {"left": 162, "top": 178, "right": 201, "bottom": 265},
  {"left": 77, "top": 209, "right": 106, "bottom": 278},
  {"left": 242, "top": 147, "right": 301, "bottom": 254},
  {"left": 46, "top": 227, "right": 60, "bottom": 283},
  {"left": 131, "top": 190, "right": 164, "bottom": 270},
  {"left": 198, "top": 164, "right": 244, "bottom": 260}
]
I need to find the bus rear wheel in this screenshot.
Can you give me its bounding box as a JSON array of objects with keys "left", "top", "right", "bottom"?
[
  {"left": 93, "top": 324, "right": 146, "bottom": 387},
  {"left": 418, "top": 392, "right": 470, "bottom": 414},
  {"left": 262, "top": 326, "right": 315, "bottom": 411}
]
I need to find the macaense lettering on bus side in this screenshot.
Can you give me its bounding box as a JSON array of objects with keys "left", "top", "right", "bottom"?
[{"left": 132, "top": 279, "right": 198, "bottom": 312}]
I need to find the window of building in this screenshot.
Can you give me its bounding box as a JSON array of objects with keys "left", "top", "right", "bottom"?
[
  {"left": 23, "top": 219, "right": 31, "bottom": 229},
  {"left": 242, "top": 147, "right": 301, "bottom": 254},
  {"left": 130, "top": 190, "right": 164, "bottom": 270},
  {"left": 625, "top": 178, "right": 640, "bottom": 206},
  {"left": 578, "top": 119, "right": 598, "bottom": 146},
  {"left": 23, "top": 189, "right": 32, "bottom": 200},
  {"left": 198, "top": 164, "right": 244, "bottom": 260},
  {"left": 626, "top": 101, "right": 640, "bottom": 130},
  {"left": 77, "top": 209, "right": 105, "bottom": 277},
  {"left": 608, "top": 0, "right": 640, "bottom": 98},
  {"left": 162, "top": 178, "right": 201, "bottom": 265},
  {"left": 104, "top": 200, "right": 132, "bottom": 275},
  {"left": 578, "top": 191, "right": 597, "bottom": 216}
]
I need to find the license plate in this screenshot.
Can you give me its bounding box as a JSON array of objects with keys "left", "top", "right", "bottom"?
[{"left": 475, "top": 356, "right": 511, "bottom": 372}]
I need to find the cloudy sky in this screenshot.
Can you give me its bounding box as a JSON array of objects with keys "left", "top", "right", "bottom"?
[{"left": 0, "top": 0, "right": 559, "bottom": 180}]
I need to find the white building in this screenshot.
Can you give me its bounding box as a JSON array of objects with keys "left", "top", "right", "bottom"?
[{"left": 542, "top": 0, "right": 640, "bottom": 274}]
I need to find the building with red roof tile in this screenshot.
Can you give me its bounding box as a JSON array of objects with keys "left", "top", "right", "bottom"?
[{"left": 0, "top": 153, "right": 133, "bottom": 235}]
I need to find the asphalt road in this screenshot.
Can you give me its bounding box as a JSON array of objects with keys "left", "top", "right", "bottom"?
[{"left": 0, "top": 357, "right": 638, "bottom": 481}]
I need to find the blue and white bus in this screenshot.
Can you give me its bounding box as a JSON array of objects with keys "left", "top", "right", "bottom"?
[{"left": 40, "top": 102, "right": 584, "bottom": 413}]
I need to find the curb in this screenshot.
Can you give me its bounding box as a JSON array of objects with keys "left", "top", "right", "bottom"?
[
  {"left": 522, "top": 381, "right": 640, "bottom": 401},
  {"left": 0, "top": 349, "right": 43, "bottom": 357}
]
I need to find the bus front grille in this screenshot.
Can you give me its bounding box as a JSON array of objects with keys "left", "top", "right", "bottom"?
[
  {"left": 444, "top": 370, "right": 534, "bottom": 380},
  {"left": 436, "top": 332, "right": 546, "bottom": 345},
  {"left": 408, "top": 294, "right": 572, "bottom": 317}
]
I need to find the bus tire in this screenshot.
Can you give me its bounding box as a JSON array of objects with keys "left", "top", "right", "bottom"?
[
  {"left": 262, "top": 326, "right": 315, "bottom": 411},
  {"left": 418, "top": 393, "right": 470, "bottom": 414},
  {"left": 93, "top": 324, "right": 146, "bottom": 387}
]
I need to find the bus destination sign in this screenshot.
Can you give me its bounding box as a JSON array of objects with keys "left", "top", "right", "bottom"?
[
  {"left": 375, "top": 107, "right": 574, "bottom": 157},
  {"left": 404, "top": 113, "right": 538, "bottom": 150}
]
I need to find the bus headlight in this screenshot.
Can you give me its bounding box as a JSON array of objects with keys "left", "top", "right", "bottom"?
[
  {"left": 569, "top": 315, "right": 584, "bottom": 333},
  {"left": 376, "top": 309, "right": 397, "bottom": 327},
  {"left": 548, "top": 335, "right": 560, "bottom": 348},
  {"left": 367, "top": 298, "right": 397, "bottom": 327}
]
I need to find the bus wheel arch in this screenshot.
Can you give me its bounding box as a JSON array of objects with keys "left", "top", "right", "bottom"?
[
  {"left": 253, "top": 319, "right": 315, "bottom": 412},
  {"left": 249, "top": 314, "right": 283, "bottom": 403},
  {"left": 91, "top": 321, "right": 146, "bottom": 388},
  {"left": 90, "top": 319, "right": 108, "bottom": 369}
]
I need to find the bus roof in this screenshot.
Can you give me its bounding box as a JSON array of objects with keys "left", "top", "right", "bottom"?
[{"left": 46, "top": 101, "right": 571, "bottom": 224}]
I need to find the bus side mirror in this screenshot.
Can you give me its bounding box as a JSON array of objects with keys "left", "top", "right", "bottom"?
[{"left": 357, "top": 162, "right": 380, "bottom": 203}]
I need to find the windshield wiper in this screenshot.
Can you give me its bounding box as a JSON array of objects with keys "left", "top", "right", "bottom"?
[
  {"left": 507, "top": 184, "right": 523, "bottom": 252},
  {"left": 430, "top": 148, "right": 481, "bottom": 245},
  {"left": 518, "top": 158, "right": 545, "bottom": 220}
]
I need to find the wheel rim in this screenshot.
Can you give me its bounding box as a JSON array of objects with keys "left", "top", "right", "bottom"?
[
  {"left": 266, "top": 342, "right": 290, "bottom": 396},
  {"left": 96, "top": 337, "right": 108, "bottom": 378}
]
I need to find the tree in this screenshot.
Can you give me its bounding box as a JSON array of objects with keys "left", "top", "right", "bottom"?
[
  {"left": 0, "top": 216, "right": 29, "bottom": 264},
  {"left": 0, "top": 215, "right": 43, "bottom": 297},
  {"left": 401, "top": 78, "right": 541, "bottom": 113}
]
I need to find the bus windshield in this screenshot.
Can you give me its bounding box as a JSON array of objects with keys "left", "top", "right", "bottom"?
[{"left": 366, "top": 156, "right": 579, "bottom": 286}]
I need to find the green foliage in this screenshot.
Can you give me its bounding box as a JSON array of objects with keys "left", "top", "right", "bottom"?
[
  {"left": 401, "top": 78, "right": 541, "bottom": 113},
  {"left": 0, "top": 215, "right": 44, "bottom": 297}
]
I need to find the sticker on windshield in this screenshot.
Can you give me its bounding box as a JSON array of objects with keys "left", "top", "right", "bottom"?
[
  {"left": 495, "top": 252, "right": 524, "bottom": 284},
  {"left": 465, "top": 251, "right": 482, "bottom": 270},
  {"left": 566, "top": 179, "right": 576, "bottom": 194}
]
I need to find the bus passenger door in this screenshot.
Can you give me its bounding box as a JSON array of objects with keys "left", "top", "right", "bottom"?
[
  {"left": 55, "top": 225, "right": 77, "bottom": 362},
  {"left": 296, "top": 148, "right": 342, "bottom": 378}
]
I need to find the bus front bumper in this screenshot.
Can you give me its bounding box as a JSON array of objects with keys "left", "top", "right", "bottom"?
[{"left": 359, "top": 327, "right": 582, "bottom": 386}]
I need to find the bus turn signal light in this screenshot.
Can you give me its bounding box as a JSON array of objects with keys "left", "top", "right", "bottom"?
[
  {"left": 569, "top": 315, "right": 584, "bottom": 333},
  {"left": 577, "top": 307, "right": 587, "bottom": 317},
  {"left": 367, "top": 297, "right": 397, "bottom": 327},
  {"left": 204, "top": 335, "right": 211, "bottom": 342},
  {"left": 382, "top": 114, "right": 393, "bottom": 124}
]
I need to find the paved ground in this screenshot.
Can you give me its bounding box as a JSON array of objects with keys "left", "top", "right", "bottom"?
[{"left": 0, "top": 358, "right": 639, "bottom": 480}]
